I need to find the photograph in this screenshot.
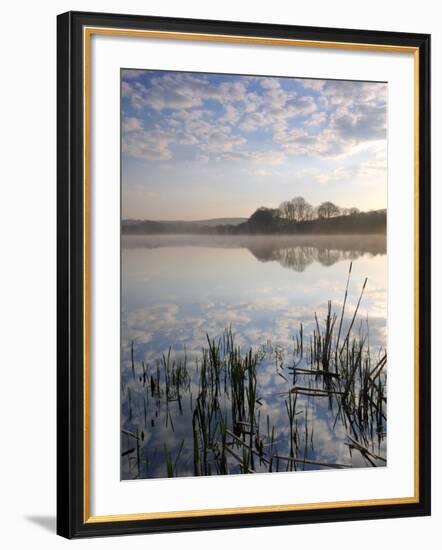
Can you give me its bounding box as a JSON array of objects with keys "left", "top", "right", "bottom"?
[
  {"left": 120, "top": 69, "right": 388, "bottom": 480},
  {"left": 0, "top": 1, "right": 435, "bottom": 545},
  {"left": 54, "top": 7, "right": 430, "bottom": 539}
]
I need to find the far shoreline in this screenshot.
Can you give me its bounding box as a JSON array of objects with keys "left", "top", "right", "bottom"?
[{"left": 122, "top": 209, "right": 386, "bottom": 238}]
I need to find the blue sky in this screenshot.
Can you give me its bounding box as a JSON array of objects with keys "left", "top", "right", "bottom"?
[{"left": 121, "top": 69, "right": 387, "bottom": 220}]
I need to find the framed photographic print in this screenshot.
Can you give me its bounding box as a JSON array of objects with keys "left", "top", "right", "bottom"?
[{"left": 57, "top": 11, "right": 431, "bottom": 538}]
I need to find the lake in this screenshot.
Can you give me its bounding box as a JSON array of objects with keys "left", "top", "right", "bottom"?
[{"left": 121, "top": 234, "right": 387, "bottom": 480}]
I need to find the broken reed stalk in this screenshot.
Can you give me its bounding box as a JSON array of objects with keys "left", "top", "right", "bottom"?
[
  {"left": 336, "top": 261, "right": 352, "bottom": 357},
  {"left": 131, "top": 340, "right": 135, "bottom": 379},
  {"left": 290, "top": 367, "right": 340, "bottom": 379},
  {"left": 339, "top": 276, "right": 368, "bottom": 355},
  {"left": 192, "top": 409, "right": 201, "bottom": 476},
  {"left": 224, "top": 445, "right": 255, "bottom": 473},
  {"left": 274, "top": 455, "right": 353, "bottom": 469},
  {"left": 289, "top": 385, "right": 344, "bottom": 396},
  {"left": 225, "top": 429, "right": 270, "bottom": 465},
  {"left": 136, "top": 427, "right": 140, "bottom": 476},
  {"left": 345, "top": 435, "right": 387, "bottom": 463},
  {"left": 121, "top": 428, "right": 139, "bottom": 440}
]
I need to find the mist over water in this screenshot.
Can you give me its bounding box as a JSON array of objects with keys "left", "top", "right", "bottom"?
[{"left": 121, "top": 234, "right": 387, "bottom": 480}]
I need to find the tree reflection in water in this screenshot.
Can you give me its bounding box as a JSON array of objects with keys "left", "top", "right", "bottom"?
[{"left": 123, "top": 233, "right": 386, "bottom": 273}]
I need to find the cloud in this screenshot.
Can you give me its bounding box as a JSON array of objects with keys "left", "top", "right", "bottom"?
[
  {"left": 322, "top": 80, "right": 387, "bottom": 106},
  {"left": 239, "top": 95, "right": 317, "bottom": 133},
  {"left": 122, "top": 127, "right": 173, "bottom": 161},
  {"left": 123, "top": 72, "right": 251, "bottom": 112},
  {"left": 121, "top": 81, "right": 133, "bottom": 97},
  {"left": 121, "top": 70, "right": 387, "bottom": 164},
  {"left": 266, "top": 79, "right": 387, "bottom": 157},
  {"left": 331, "top": 103, "right": 386, "bottom": 141},
  {"left": 202, "top": 131, "right": 246, "bottom": 153},
  {"left": 122, "top": 116, "right": 143, "bottom": 132},
  {"left": 312, "top": 147, "right": 386, "bottom": 185},
  {"left": 239, "top": 111, "right": 270, "bottom": 132},
  {"left": 221, "top": 150, "right": 286, "bottom": 165},
  {"left": 274, "top": 101, "right": 386, "bottom": 158},
  {"left": 219, "top": 104, "right": 241, "bottom": 125},
  {"left": 131, "top": 73, "right": 206, "bottom": 110},
  {"left": 305, "top": 111, "right": 326, "bottom": 127},
  {"left": 121, "top": 69, "right": 147, "bottom": 80},
  {"left": 260, "top": 77, "right": 281, "bottom": 90},
  {"left": 300, "top": 79, "right": 326, "bottom": 92}
]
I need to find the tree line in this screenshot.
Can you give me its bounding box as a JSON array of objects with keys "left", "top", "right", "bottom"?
[
  {"left": 274, "top": 196, "right": 360, "bottom": 223},
  {"left": 239, "top": 196, "right": 374, "bottom": 233},
  {"left": 122, "top": 196, "right": 386, "bottom": 236}
]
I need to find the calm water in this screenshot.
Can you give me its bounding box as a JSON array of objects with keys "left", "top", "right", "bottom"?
[{"left": 121, "top": 234, "right": 387, "bottom": 480}]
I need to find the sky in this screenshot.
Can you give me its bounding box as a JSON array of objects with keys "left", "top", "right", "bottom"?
[{"left": 121, "top": 69, "right": 387, "bottom": 221}]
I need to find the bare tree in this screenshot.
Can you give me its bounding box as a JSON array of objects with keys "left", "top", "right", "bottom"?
[
  {"left": 279, "top": 200, "right": 296, "bottom": 222},
  {"left": 280, "top": 197, "right": 313, "bottom": 222},
  {"left": 317, "top": 201, "right": 341, "bottom": 219},
  {"left": 291, "top": 196, "right": 314, "bottom": 222},
  {"left": 279, "top": 197, "right": 359, "bottom": 221}
]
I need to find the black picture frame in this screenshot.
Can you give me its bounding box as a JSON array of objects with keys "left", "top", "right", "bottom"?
[{"left": 57, "top": 10, "right": 431, "bottom": 539}]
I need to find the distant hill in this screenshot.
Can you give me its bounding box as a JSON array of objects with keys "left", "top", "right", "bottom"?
[
  {"left": 186, "top": 217, "right": 247, "bottom": 227},
  {"left": 122, "top": 217, "right": 247, "bottom": 234}
]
